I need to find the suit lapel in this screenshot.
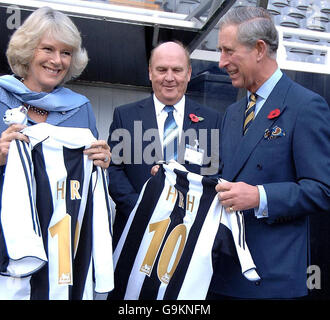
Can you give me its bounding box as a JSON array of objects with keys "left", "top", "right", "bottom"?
[
  {"left": 182, "top": 98, "right": 204, "bottom": 150},
  {"left": 173, "top": 98, "right": 201, "bottom": 162},
  {"left": 228, "top": 99, "right": 247, "bottom": 156},
  {"left": 183, "top": 98, "right": 201, "bottom": 132},
  {"left": 137, "top": 96, "right": 158, "bottom": 131},
  {"left": 136, "top": 96, "right": 163, "bottom": 161},
  {"left": 227, "top": 74, "right": 291, "bottom": 181}
]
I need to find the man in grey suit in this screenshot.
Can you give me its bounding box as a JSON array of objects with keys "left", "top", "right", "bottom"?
[{"left": 107, "top": 41, "right": 222, "bottom": 244}]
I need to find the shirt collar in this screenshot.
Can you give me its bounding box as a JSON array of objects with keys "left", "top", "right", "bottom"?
[
  {"left": 153, "top": 94, "right": 185, "bottom": 117},
  {"left": 248, "top": 68, "right": 283, "bottom": 101}
]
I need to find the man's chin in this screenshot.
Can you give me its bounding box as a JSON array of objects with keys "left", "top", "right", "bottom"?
[{"left": 230, "top": 79, "right": 243, "bottom": 89}]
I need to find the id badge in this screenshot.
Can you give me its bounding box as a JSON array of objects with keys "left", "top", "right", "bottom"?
[{"left": 184, "top": 143, "right": 204, "bottom": 166}]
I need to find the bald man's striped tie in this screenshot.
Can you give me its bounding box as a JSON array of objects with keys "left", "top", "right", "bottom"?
[
  {"left": 163, "top": 105, "right": 178, "bottom": 161},
  {"left": 243, "top": 93, "right": 257, "bottom": 135}
]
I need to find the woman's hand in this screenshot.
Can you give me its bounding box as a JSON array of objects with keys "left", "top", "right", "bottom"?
[
  {"left": 84, "top": 140, "right": 111, "bottom": 169},
  {"left": 0, "top": 124, "right": 29, "bottom": 166}
]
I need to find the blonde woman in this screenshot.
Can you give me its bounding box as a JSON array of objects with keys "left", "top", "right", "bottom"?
[
  {"left": 0, "top": 7, "right": 113, "bottom": 300},
  {"left": 0, "top": 6, "right": 111, "bottom": 167}
]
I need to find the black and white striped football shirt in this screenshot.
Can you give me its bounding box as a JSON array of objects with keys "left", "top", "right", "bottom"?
[
  {"left": 0, "top": 123, "right": 114, "bottom": 300},
  {"left": 109, "top": 161, "right": 259, "bottom": 300}
]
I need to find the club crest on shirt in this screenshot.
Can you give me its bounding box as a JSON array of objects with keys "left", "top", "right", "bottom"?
[{"left": 59, "top": 272, "right": 72, "bottom": 285}]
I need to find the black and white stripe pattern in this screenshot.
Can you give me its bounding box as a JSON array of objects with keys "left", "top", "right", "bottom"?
[
  {"left": 15, "top": 139, "right": 41, "bottom": 236},
  {"left": 0, "top": 123, "right": 114, "bottom": 300},
  {"left": 109, "top": 161, "right": 259, "bottom": 300}
]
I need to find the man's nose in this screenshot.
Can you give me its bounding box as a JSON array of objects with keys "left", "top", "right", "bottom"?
[
  {"left": 164, "top": 70, "right": 174, "bottom": 81},
  {"left": 219, "top": 53, "right": 228, "bottom": 69}
]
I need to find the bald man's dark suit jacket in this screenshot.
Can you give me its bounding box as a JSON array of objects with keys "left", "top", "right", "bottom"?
[
  {"left": 209, "top": 73, "right": 330, "bottom": 299},
  {"left": 107, "top": 95, "right": 222, "bottom": 245}
]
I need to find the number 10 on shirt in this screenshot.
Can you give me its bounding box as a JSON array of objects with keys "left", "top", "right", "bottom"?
[{"left": 140, "top": 217, "right": 187, "bottom": 284}]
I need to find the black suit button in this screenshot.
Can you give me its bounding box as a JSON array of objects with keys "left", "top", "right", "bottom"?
[
  {"left": 255, "top": 280, "right": 261, "bottom": 286},
  {"left": 257, "top": 164, "right": 262, "bottom": 170}
]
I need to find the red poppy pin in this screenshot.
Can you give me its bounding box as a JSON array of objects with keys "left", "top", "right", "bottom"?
[
  {"left": 267, "top": 108, "right": 281, "bottom": 119},
  {"left": 189, "top": 113, "right": 204, "bottom": 123}
]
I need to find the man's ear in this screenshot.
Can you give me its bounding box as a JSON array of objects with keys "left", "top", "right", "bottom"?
[
  {"left": 187, "top": 65, "right": 192, "bottom": 82},
  {"left": 148, "top": 66, "right": 152, "bottom": 81},
  {"left": 255, "top": 39, "right": 268, "bottom": 62}
]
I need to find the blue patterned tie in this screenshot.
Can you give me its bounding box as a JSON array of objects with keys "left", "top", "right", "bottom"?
[
  {"left": 243, "top": 93, "right": 257, "bottom": 135},
  {"left": 163, "top": 105, "right": 179, "bottom": 161}
]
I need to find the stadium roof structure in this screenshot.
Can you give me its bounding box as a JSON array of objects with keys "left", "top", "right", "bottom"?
[
  {"left": 0, "top": 0, "right": 238, "bottom": 86},
  {"left": 0, "top": 0, "right": 329, "bottom": 88}
]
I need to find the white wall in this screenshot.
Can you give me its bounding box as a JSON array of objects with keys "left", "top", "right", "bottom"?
[{"left": 67, "top": 82, "right": 151, "bottom": 140}]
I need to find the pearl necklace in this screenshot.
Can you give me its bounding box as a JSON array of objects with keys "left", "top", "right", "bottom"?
[
  {"left": 23, "top": 103, "right": 49, "bottom": 116},
  {"left": 28, "top": 105, "right": 49, "bottom": 116},
  {"left": 19, "top": 78, "right": 49, "bottom": 116}
]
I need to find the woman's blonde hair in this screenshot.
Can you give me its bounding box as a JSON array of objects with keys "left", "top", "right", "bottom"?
[{"left": 6, "top": 6, "right": 88, "bottom": 84}]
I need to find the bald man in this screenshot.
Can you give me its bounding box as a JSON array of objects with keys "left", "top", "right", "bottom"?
[{"left": 107, "top": 41, "right": 222, "bottom": 244}]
